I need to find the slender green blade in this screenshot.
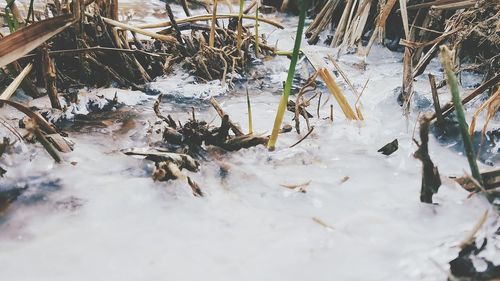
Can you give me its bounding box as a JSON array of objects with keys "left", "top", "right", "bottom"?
[{"left": 267, "top": 0, "right": 306, "bottom": 150}]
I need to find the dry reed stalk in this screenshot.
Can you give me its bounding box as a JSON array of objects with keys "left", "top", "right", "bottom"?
[
  {"left": 401, "top": 47, "right": 413, "bottom": 114},
  {"left": 347, "top": 0, "right": 371, "bottom": 47},
  {"left": 330, "top": 0, "right": 354, "bottom": 47},
  {"left": 469, "top": 88, "right": 500, "bottom": 136},
  {"left": 413, "top": 25, "right": 453, "bottom": 77},
  {"left": 40, "top": 45, "right": 62, "bottom": 109},
  {"left": 364, "top": 0, "right": 397, "bottom": 55},
  {"left": 0, "top": 63, "right": 32, "bottom": 100},
  {"left": 398, "top": 0, "right": 410, "bottom": 39},
  {"left": 327, "top": 55, "right": 359, "bottom": 98},
  {"left": 306, "top": 0, "right": 340, "bottom": 45},
  {"left": 0, "top": 14, "right": 76, "bottom": 67},
  {"left": 96, "top": 15, "right": 177, "bottom": 43},
  {"left": 137, "top": 14, "right": 284, "bottom": 29},
  {"left": 222, "top": 0, "right": 233, "bottom": 13},
  {"left": 0, "top": 99, "right": 57, "bottom": 134},
  {"left": 318, "top": 68, "right": 358, "bottom": 120},
  {"left": 280, "top": 0, "right": 290, "bottom": 12},
  {"left": 433, "top": 0, "right": 476, "bottom": 10},
  {"left": 7, "top": 61, "right": 40, "bottom": 98},
  {"left": 458, "top": 210, "right": 488, "bottom": 249},
  {"left": 440, "top": 73, "right": 500, "bottom": 119},
  {"left": 209, "top": 0, "right": 218, "bottom": 48}
]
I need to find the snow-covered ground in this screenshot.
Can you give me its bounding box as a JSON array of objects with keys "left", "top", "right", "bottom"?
[{"left": 0, "top": 1, "right": 498, "bottom": 280}]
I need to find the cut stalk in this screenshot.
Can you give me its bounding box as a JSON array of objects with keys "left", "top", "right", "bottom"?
[
  {"left": 209, "top": 0, "right": 218, "bottom": 48},
  {"left": 0, "top": 63, "right": 32, "bottom": 100},
  {"left": 318, "top": 68, "right": 358, "bottom": 120},
  {"left": 267, "top": 0, "right": 306, "bottom": 151},
  {"left": 440, "top": 46, "right": 483, "bottom": 186},
  {"left": 246, "top": 87, "right": 253, "bottom": 135}
]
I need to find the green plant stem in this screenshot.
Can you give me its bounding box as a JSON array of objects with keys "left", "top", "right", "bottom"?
[
  {"left": 255, "top": 0, "right": 260, "bottom": 56},
  {"left": 267, "top": 0, "right": 306, "bottom": 151},
  {"left": 246, "top": 87, "right": 253, "bottom": 134},
  {"left": 5, "top": 8, "right": 17, "bottom": 32},
  {"left": 439, "top": 46, "right": 483, "bottom": 186}
]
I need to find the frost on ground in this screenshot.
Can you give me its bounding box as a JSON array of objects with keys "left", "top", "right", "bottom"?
[{"left": 0, "top": 1, "right": 498, "bottom": 281}]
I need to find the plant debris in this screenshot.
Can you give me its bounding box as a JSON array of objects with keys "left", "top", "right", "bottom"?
[{"left": 414, "top": 114, "right": 441, "bottom": 204}]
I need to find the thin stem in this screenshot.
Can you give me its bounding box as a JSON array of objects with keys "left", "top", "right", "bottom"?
[
  {"left": 255, "top": 0, "right": 260, "bottom": 56},
  {"left": 267, "top": 0, "right": 306, "bottom": 151},
  {"left": 209, "top": 0, "right": 218, "bottom": 48},
  {"left": 237, "top": 0, "right": 244, "bottom": 53},
  {"left": 439, "top": 46, "right": 483, "bottom": 186},
  {"left": 246, "top": 87, "right": 253, "bottom": 134}
]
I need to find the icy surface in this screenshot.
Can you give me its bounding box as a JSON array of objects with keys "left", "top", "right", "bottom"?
[{"left": 0, "top": 1, "right": 498, "bottom": 281}]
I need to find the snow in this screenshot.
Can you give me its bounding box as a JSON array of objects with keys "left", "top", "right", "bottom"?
[{"left": 0, "top": 1, "right": 498, "bottom": 281}]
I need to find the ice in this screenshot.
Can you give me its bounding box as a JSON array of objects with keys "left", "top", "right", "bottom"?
[{"left": 0, "top": 2, "right": 498, "bottom": 281}]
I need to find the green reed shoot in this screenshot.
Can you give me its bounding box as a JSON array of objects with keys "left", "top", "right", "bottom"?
[{"left": 267, "top": 0, "right": 306, "bottom": 150}]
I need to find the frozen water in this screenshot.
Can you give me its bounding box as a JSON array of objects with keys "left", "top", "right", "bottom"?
[{"left": 0, "top": 1, "right": 498, "bottom": 281}]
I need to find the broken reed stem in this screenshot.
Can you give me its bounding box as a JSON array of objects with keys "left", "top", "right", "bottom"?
[
  {"left": 0, "top": 63, "right": 32, "bottom": 100},
  {"left": 41, "top": 44, "right": 62, "bottom": 110},
  {"left": 255, "top": 0, "right": 260, "bottom": 56},
  {"left": 459, "top": 210, "right": 489, "bottom": 249},
  {"left": 32, "top": 125, "right": 61, "bottom": 163},
  {"left": 209, "top": 0, "right": 218, "bottom": 48},
  {"left": 428, "top": 74, "right": 444, "bottom": 129},
  {"left": 364, "top": 0, "right": 397, "bottom": 55},
  {"left": 328, "top": 55, "right": 358, "bottom": 98},
  {"left": 246, "top": 87, "right": 253, "bottom": 134},
  {"left": 280, "top": 0, "right": 289, "bottom": 11},
  {"left": 469, "top": 88, "right": 500, "bottom": 136},
  {"left": 440, "top": 46, "right": 483, "bottom": 186},
  {"left": 267, "top": 0, "right": 306, "bottom": 151},
  {"left": 318, "top": 68, "right": 358, "bottom": 120},
  {"left": 236, "top": 0, "right": 244, "bottom": 53}
]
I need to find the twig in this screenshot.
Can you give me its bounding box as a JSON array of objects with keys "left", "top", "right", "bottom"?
[
  {"left": 209, "top": 97, "right": 244, "bottom": 136},
  {"left": 428, "top": 74, "right": 444, "bottom": 129},
  {"left": 290, "top": 126, "right": 314, "bottom": 148},
  {"left": 458, "top": 210, "right": 488, "bottom": 249}
]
